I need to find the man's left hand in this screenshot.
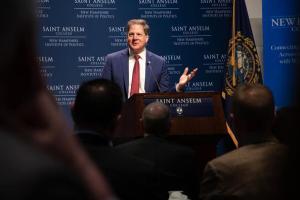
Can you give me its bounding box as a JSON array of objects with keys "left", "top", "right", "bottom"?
[{"left": 176, "top": 67, "right": 198, "bottom": 92}]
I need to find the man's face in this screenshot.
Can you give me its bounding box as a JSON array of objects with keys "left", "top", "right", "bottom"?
[{"left": 127, "top": 24, "right": 149, "bottom": 54}]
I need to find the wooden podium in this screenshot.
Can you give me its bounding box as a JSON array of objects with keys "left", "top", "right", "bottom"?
[
  {"left": 113, "top": 92, "right": 228, "bottom": 176},
  {"left": 114, "top": 91, "right": 227, "bottom": 139}
]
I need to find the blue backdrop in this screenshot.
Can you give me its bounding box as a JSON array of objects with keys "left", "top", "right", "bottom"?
[
  {"left": 263, "top": 0, "right": 300, "bottom": 108},
  {"left": 37, "top": 0, "right": 232, "bottom": 123}
]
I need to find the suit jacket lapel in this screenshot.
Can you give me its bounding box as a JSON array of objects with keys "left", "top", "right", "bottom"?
[
  {"left": 121, "top": 49, "right": 129, "bottom": 98},
  {"left": 145, "top": 50, "right": 152, "bottom": 92}
]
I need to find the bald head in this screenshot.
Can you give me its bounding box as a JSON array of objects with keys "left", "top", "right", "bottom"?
[
  {"left": 142, "top": 102, "right": 171, "bottom": 136},
  {"left": 232, "top": 84, "right": 275, "bottom": 133}
]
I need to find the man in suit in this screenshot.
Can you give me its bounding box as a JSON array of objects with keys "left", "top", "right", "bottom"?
[
  {"left": 116, "top": 102, "right": 200, "bottom": 200},
  {"left": 71, "top": 78, "right": 171, "bottom": 200},
  {"left": 102, "top": 19, "right": 197, "bottom": 100},
  {"left": 199, "top": 84, "right": 288, "bottom": 200}
]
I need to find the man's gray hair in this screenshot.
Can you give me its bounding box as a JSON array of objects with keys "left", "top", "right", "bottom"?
[{"left": 127, "top": 19, "right": 150, "bottom": 35}]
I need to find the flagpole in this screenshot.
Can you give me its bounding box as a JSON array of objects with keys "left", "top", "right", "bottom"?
[
  {"left": 225, "top": 0, "right": 239, "bottom": 150},
  {"left": 231, "top": 0, "right": 236, "bottom": 87},
  {"left": 226, "top": 122, "right": 239, "bottom": 148}
]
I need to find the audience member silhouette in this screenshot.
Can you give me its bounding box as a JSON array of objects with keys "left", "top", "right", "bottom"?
[
  {"left": 199, "top": 84, "right": 288, "bottom": 200},
  {"left": 272, "top": 106, "right": 299, "bottom": 144},
  {"left": 117, "top": 102, "right": 200, "bottom": 200},
  {"left": 0, "top": 1, "right": 113, "bottom": 199},
  {"left": 72, "top": 78, "right": 169, "bottom": 200},
  {"left": 0, "top": 129, "right": 89, "bottom": 200},
  {"left": 283, "top": 25, "right": 300, "bottom": 199}
]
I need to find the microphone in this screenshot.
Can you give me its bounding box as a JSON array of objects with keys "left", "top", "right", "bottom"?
[{"left": 147, "top": 61, "right": 161, "bottom": 92}]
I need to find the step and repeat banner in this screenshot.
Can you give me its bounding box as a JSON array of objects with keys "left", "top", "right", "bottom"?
[
  {"left": 37, "top": 0, "right": 232, "bottom": 122},
  {"left": 263, "top": 0, "right": 300, "bottom": 108}
]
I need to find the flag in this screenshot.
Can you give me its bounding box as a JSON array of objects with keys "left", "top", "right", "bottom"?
[
  {"left": 221, "top": 0, "right": 263, "bottom": 149},
  {"left": 224, "top": 0, "right": 262, "bottom": 97}
]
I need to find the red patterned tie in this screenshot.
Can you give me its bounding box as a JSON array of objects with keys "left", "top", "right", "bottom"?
[{"left": 130, "top": 55, "right": 140, "bottom": 97}]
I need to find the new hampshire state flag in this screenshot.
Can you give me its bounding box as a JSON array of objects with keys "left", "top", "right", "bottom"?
[{"left": 222, "top": 0, "right": 263, "bottom": 148}]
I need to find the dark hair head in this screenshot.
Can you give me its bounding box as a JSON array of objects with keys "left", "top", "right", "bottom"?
[
  {"left": 0, "top": 0, "right": 46, "bottom": 130},
  {"left": 142, "top": 102, "right": 170, "bottom": 136},
  {"left": 72, "top": 79, "right": 123, "bottom": 130},
  {"left": 0, "top": 0, "right": 44, "bottom": 109},
  {"left": 127, "top": 19, "right": 150, "bottom": 35},
  {"left": 232, "top": 84, "right": 275, "bottom": 132}
]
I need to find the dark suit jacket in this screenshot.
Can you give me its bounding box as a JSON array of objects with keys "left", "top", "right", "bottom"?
[
  {"left": 116, "top": 135, "right": 200, "bottom": 200},
  {"left": 102, "top": 49, "right": 169, "bottom": 99},
  {"left": 76, "top": 131, "right": 170, "bottom": 200},
  {"left": 199, "top": 138, "right": 288, "bottom": 200},
  {"left": 0, "top": 130, "right": 88, "bottom": 200}
]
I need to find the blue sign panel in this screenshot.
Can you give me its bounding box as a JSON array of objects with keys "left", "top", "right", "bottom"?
[{"left": 263, "top": 0, "right": 300, "bottom": 108}]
